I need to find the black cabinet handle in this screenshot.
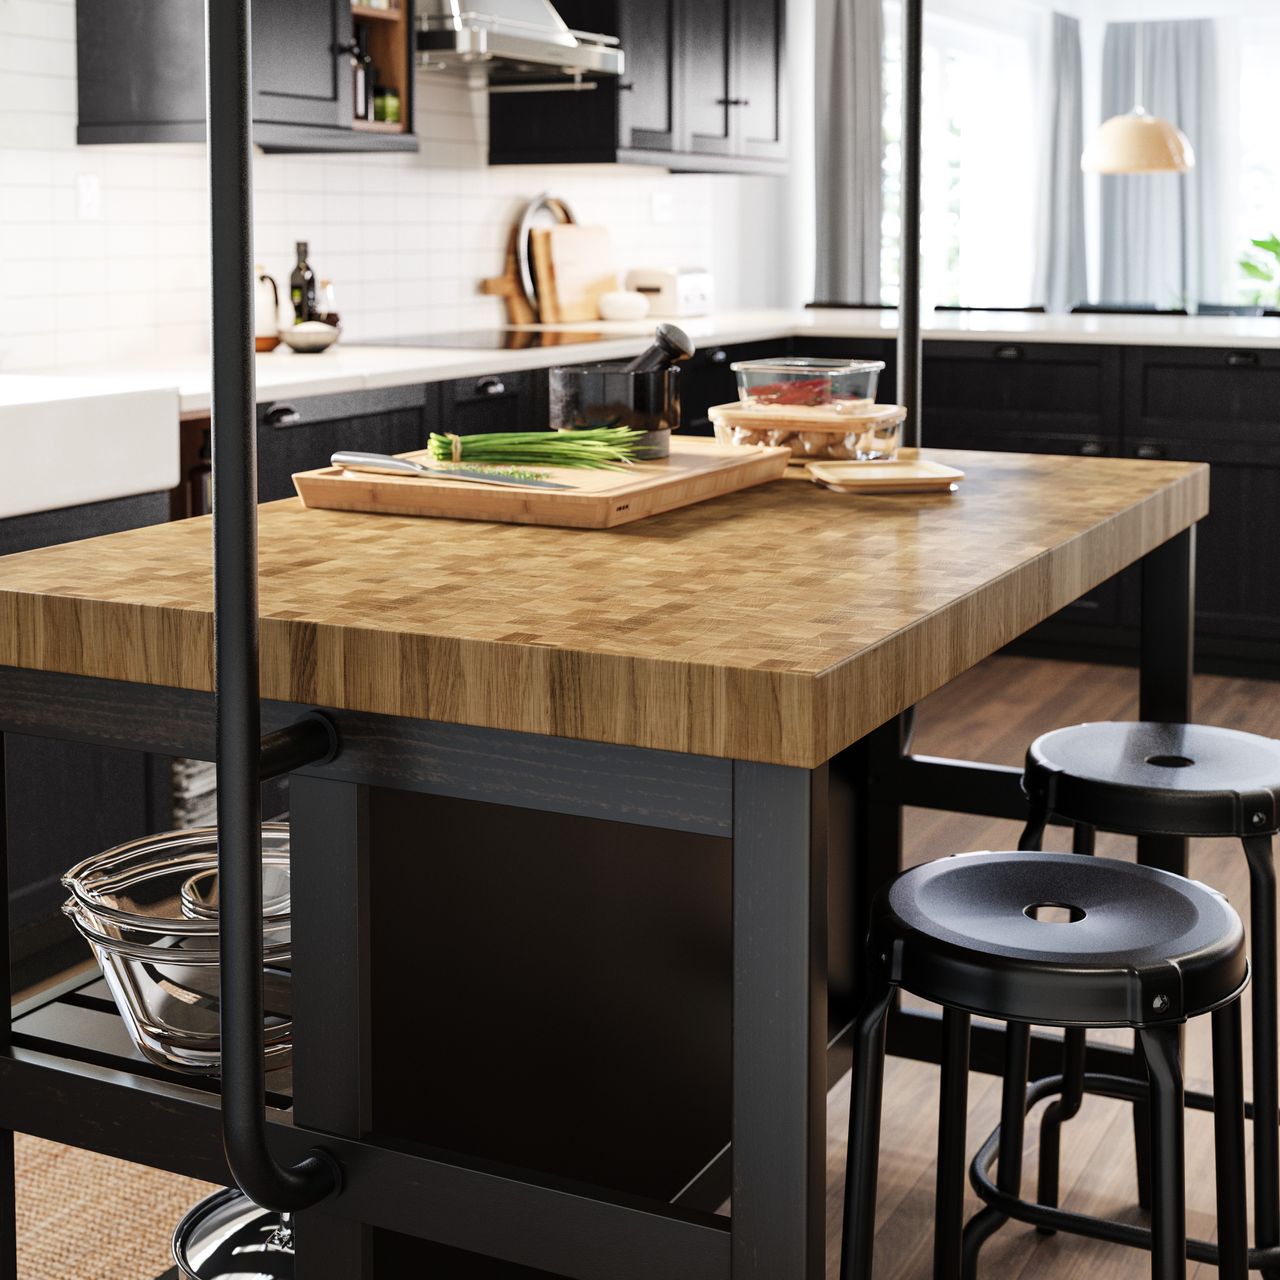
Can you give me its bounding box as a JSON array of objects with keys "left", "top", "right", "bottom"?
[
  {"left": 1226, "top": 351, "right": 1260, "bottom": 368},
  {"left": 332, "top": 39, "right": 360, "bottom": 57},
  {"left": 710, "top": 348, "right": 729, "bottom": 364},
  {"left": 993, "top": 345, "right": 1024, "bottom": 361},
  {"left": 264, "top": 403, "right": 301, "bottom": 428},
  {"left": 477, "top": 376, "right": 507, "bottom": 397},
  {"left": 716, "top": 98, "right": 750, "bottom": 107},
  {"left": 1079, "top": 440, "right": 1105, "bottom": 456},
  {"left": 1135, "top": 443, "right": 1166, "bottom": 460},
  {"left": 618, "top": 82, "right": 635, "bottom": 92}
]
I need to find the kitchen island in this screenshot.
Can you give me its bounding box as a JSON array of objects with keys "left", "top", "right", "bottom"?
[{"left": 0, "top": 449, "right": 1205, "bottom": 1279}]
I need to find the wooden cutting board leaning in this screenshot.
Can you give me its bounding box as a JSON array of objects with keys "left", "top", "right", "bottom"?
[{"left": 529, "top": 225, "right": 618, "bottom": 324}]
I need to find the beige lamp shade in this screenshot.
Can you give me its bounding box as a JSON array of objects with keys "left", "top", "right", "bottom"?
[{"left": 1081, "top": 108, "right": 1195, "bottom": 174}]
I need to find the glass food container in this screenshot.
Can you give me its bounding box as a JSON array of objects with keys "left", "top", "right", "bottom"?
[
  {"left": 709, "top": 402, "right": 907, "bottom": 462},
  {"left": 548, "top": 360, "right": 680, "bottom": 458},
  {"left": 62, "top": 824, "right": 292, "bottom": 1075},
  {"left": 731, "top": 357, "right": 884, "bottom": 412},
  {"left": 173, "top": 1188, "right": 293, "bottom": 1279}
]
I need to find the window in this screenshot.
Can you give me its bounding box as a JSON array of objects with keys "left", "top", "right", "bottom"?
[
  {"left": 1233, "top": 17, "right": 1280, "bottom": 307},
  {"left": 881, "top": 1, "right": 1040, "bottom": 310}
]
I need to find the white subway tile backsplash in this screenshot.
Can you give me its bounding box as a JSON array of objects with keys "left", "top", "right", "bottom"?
[{"left": 0, "top": 9, "right": 787, "bottom": 372}]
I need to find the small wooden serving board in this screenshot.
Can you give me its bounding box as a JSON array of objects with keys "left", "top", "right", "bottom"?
[
  {"left": 807, "top": 458, "right": 965, "bottom": 494},
  {"left": 292, "top": 438, "right": 793, "bottom": 529}
]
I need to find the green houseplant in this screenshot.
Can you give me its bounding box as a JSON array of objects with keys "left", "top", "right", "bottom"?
[{"left": 1239, "top": 234, "right": 1280, "bottom": 307}]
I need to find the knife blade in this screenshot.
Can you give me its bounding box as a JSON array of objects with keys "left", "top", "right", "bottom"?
[{"left": 330, "top": 451, "right": 576, "bottom": 491}]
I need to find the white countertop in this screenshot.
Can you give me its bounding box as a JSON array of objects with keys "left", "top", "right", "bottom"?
[{"left": 37, "top": 306, "right": 1280, "bottom": 415}]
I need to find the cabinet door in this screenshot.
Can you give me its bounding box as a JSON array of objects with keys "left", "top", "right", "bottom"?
[
  {"left": 617, "top": 0, "right": 678, "bottom": 153},
  {"left": 252, "top": 0, "right": 351, "bottom": 128},
  {"left": 681, "top": 0, "right": 734, "bottom": 157},
  {"left": 257, "top": 385, "right": 432, "bottom": 502},
  {"left": 731, "top": 0, "right": 785, "bottom": 160}
]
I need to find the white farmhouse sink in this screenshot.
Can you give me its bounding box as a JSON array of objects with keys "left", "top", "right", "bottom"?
[{"left": 0, "top": 377, "right": 179, "bottom": 520}]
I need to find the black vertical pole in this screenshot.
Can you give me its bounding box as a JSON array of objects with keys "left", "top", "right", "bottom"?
[
  {"left": 206, "top": 0, "right": 337, "bottom": 1213},
  {"left": 898, "top": 0, "right": 924, "bottom": 446},
  {"left": 0, "top": 737, "right": 16, "bottom": 1280}
]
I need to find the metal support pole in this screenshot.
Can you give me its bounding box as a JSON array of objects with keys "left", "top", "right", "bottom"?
[
  {"left": 206, "top": 0, "right": 338, "bottom": 1213},
  {"left": 0, "top": 737, "right": 16, "bottom": 1280},
  {"left": 898, "top": 0, "right": 924, "bottom": 446}
]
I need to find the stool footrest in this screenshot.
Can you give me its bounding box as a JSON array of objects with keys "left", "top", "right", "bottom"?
[{"left": 969, "top": 1072, "right": 1280, "bottom": 1269}]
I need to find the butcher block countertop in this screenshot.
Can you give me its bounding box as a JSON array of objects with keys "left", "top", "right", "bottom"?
[{"left": 0, "top": 450, "right": 1206, "bottom": 768}]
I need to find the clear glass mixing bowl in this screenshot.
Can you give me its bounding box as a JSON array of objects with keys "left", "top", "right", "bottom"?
[{"left": 62, "top": 824, "right": 292, "bottom": 1075}]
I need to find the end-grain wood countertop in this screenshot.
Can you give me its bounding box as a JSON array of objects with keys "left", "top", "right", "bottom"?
[{"left": 0, "top": 450, "right": 1206, "bottom": 768}]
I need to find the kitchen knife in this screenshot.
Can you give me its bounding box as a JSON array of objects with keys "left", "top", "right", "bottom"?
[{"left": 330, "top": 451, "right": 576, "bottom": 491}]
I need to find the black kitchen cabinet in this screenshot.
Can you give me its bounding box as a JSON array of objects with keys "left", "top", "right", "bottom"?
[
  {"left": 1, "top": 491, "right": 173, "bottom": 989},
  {"left": 437, "top": 370, "right": 550, "bottom": 437},
  {"left": 488, "top": 0, "right": 787, "bottom": 174},
  {"left": 679, "top": 340, "right": 780, "bottom": 436},
  {"left": 1122, "top": 345, "right": 1280, "bottom": 671},
  {"left": 915, "top": 342, "right": 1130, "bottom": 649},
  {"left": 76, "top": 0, "right": 417, "bottom": 152},
  {"left": 257, "top": 384, "right": 434, "bottom": 503}
]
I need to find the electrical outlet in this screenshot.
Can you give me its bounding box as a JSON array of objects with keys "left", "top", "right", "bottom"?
[
  {"left": 76, "top": 174, "right": 102, "bottom": 221},
  {"left": 650, "top": 189, "right": 673, "bottom": 225}
]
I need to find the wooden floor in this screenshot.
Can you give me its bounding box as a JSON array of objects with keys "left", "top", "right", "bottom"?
[{"left": 826, "top": 652, "right": 1280, "bottom": 1279}]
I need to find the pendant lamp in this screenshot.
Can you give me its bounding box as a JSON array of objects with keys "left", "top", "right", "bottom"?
[{"left": 1081, "top": 22, "right": 1195, "bottom": 174}]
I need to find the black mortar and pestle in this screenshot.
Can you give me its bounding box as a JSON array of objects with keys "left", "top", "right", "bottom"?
[{"left": 548, "top": 323, "right": 695, "bottom": 459}]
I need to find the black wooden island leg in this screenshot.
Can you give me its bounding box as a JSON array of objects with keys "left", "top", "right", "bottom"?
[
  {"left": 731, "top": 763, "right": 828, "bottom": 1280},
  {"left": 1131, "top": 526, "right": 1196, "bottom": 1208},
  {"left": 290, "top": 775, "right": 373, "bottom": 1279}
]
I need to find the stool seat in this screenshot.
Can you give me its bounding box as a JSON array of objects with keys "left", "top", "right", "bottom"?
[
  {"left": 876, "top": 851, "right": 1246, "bottom": 1027},
  {"left": 1026, "top": 721, "right": 1280, "bottom": 837}
]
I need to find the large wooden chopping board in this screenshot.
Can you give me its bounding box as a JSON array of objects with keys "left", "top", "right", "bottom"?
[
  {"left": 292, "top": 437, "right": 792, "bottom": 529},
  {"left": 529, "top": 225, "right": 617, "bottom": 323}
]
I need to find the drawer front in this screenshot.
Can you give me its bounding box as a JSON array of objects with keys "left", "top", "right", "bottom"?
[
  {"left": 438, "top": 370, "right": 547, "bottom": 435},
  {"left": 1125, "top": 346, "right": 1280, "bottom": 440},
  {"left": 256, "top": 384, "right": 432, "bottom": 502},
  {"left": 924, "top": 341, "right": 1122, "bottom": 438}
]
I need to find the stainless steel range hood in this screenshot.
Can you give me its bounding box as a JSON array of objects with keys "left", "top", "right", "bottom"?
[{"left": 416, "top": 0, "right": 624, "bottom": 81}]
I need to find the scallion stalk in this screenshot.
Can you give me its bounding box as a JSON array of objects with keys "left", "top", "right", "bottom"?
[{"left": 427, "top": 428, "right": 645, "bottom": 470}]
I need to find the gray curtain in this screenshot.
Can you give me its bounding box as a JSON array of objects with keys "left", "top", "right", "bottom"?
[
  {"left": 814, "top": 0, "right": 884, "bottom": 305},
  {"left": 1034, "top": 13, "right": 1088, "bottom": 313},
  {"left": 1099, "top": 20, "right": 1223, "bottom": 308}
]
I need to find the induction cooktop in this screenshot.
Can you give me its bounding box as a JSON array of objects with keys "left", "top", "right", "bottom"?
[{"left": 353, "top": 329, "right": 611, "bottom": 351}]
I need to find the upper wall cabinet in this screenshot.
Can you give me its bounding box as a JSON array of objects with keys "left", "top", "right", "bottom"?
[
  {"left": 487, "top": 0, "right": 787, "bottom": 174},
  {"left": 76, "top": 0, "right": 418, "bottom": 153}
]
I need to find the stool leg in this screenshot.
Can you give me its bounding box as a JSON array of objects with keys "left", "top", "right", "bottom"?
[
  {"left": 1138, "top": 1024, "right": 1186, "bottom": 1280},
  {"left": 1035, "top": 1026, "right": 1087, "bottom": 1234},
  {"left": 840, "top": 976, "right": 895, "bottom": 1280},
  {"left": 1244, "top": 834, "right": 1280, "bottom": 1276},
  {"left": 935, "top": 1007, "right": 972, "bottom": 1280},
  {"left": 1071, "top": 823, "right": 1096, "bottom": 855},
  {"left": 1017, "top": 794, "right": 1049, "bottom": 853},
  {"left": 1212, "top": 999, "right": 1250, "bottom": 1280},
  {"left": 961, "top": 1021, "right": 1030, "bottom": 1280}
]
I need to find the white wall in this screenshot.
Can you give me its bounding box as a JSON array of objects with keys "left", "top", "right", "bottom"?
[{"left": 0, "top": 0, "right": 797, "bottom": 373}]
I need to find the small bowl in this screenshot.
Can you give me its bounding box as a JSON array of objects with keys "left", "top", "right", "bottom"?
[
  {"left": 732, "top": 357, "right": 884, "bottom": 412},
  {"left": 598, "top": 290, "right": 650, "bottom": 322},
  {"left": 278, "top": 321, "right": 340, "bottom": 354}
]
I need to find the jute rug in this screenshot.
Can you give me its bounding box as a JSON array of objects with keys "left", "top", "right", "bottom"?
[{"left": 15, "top": 1132, "right": 216, "bottom": 1279}]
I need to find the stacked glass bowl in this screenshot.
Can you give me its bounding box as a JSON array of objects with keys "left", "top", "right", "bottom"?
[{"left": 61, "top": 824, "right": 292, "bottom": 1075}]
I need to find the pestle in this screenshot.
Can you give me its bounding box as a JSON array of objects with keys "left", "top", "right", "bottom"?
[{"left": 621, "top": 322, "right": 696, "bottom": 374}]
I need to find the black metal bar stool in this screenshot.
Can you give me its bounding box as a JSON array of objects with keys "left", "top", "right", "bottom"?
[
  {"left": 839, "top": 850, "right": 1249, "bottom": 1280},
  {"left": 1011, "top": 721, "right": 1280, "bottom": 1275}
]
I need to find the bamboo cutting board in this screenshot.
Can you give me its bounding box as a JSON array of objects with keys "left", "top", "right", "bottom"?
[
  {"left": 292, "top": 438, "right": 792, "bottom": 529},
  {"left": 529, "top": 225, "right": 617, "bottom": 323}
]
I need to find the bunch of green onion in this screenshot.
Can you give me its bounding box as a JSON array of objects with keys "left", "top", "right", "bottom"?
[{"left": 426, "top": 427, "right": 645, "bottom": 470}]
